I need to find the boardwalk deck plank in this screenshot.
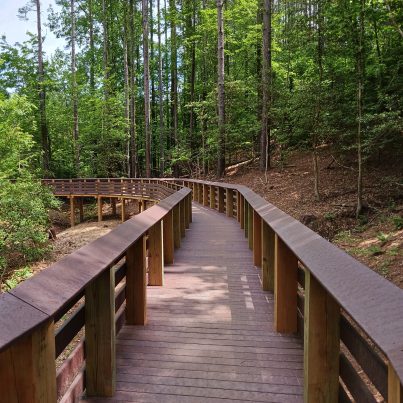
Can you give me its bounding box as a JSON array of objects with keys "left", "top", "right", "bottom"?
[{"left": 83, "top": 204, "right": 303, "bottom": 402}]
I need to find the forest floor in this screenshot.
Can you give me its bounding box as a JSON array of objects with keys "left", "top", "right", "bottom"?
[
  {"left": 0, "top": 200, "right": 140, "bottom": 292},
  {"left": 220, "top": 149, "right": 403, "bottom": 288},
  {"left": 2, "top": 150, "right": 401, "bottom": 292}
]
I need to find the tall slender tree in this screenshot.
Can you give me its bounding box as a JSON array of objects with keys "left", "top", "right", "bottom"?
[
  {"left": 157, "top": 0, "right": 165, "bottom": 175},
  {"left": 260, "top": 0, "right": 272, "bottom": 172},
  {"left": 70, "top": 0, "right": 79, "bottom": 174},
  {"left": 216, "top": 0, "right": 226, "bottom": 177},
  {"left": 35, "top": 0, "right": 50, "bottom": 174},
  {"left": 143, "top": 0, "right": 151, "bottom": 176}
]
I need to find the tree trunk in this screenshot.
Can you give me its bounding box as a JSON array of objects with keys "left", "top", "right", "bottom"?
[
  {"left": 36, "top": 0, "right": 50, "bottom": 174},
  {"left": 157, "top": 0, "right": 165, "bottom": 175},
  {"left": 216, "top": 0, "right": 226, "bottom": 177},
  {"left": 71, "top": 0, "right": 79, "bottom": 175},
  {"left": 129, "top": 0, "right": 137, "bottom": 177},
  {"left": 170, "top": 0, "right": 178, "bottom": 153},
  {"left": 260, "top": 0, "right": 272, "bottom": 172},
  {"left": 189, "top": 0, "right": 196, "bottom": 157},
  {"left": 143, "top": 0, "right": 151, "bottom": 177},
  {"left": 88, "top": 0, "right": 95, "bottom": 92},
  {"left": 356, "top": 0, "right": 365, "bottom": 217}
]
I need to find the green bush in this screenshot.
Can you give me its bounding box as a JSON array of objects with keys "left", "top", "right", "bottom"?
[{"left": 0, "top": 179, "right": 60, "bottom": 288}]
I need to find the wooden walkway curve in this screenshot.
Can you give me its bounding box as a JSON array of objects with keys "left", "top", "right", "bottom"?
[{"left": 85, "top": 203, "right": 303, "bottom": 403}]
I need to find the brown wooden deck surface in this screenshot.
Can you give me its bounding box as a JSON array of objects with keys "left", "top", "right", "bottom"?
[{"left": 84, "top": 204, "right": 303, "bottom": 402}]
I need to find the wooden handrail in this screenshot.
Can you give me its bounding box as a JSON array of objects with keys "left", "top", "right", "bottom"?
[
  {"left": 0, "top": 180, "right": 192, "bottom": 402},
  {"left": 1, "top": 177, "right": 401, "bottom": 402},
  {"left": 172, "top": 178, "right": 403, "bottom": 401}
]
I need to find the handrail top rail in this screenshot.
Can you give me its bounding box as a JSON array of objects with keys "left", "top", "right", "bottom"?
[
  {"left": 177, "top": 178, "right": 403, "bottom": 382},
  {"left": 0, "top": 185, "right": 191, "bottom": 353}
]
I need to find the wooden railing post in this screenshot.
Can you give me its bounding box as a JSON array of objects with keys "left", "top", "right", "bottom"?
[
  {"left": 248, "top": 204, "right": 253, "bottom": 250},
  {"left": 203, "top": 184, "right": 209, "bottom": 206},
  {"left": 173, "top": 204, "right": 181, "bottom": 248},
  {"left": 85, "top": 267, "right": 115, "bottom": 397},
  {"left": 218, "top": 187, "right": 225, "bottom": 213},
  {"left": 163, "top": 210, "right": 174, "bottom": 264},
  {"left": 304, "top": 271, "right": 340, "bottom": 402},
  {"left": 261, "top": 221, "right": 275, "bottom": 291},
  {"left": 198, "top": 183, "right": 203, "bottom": 204},
  {"left": 388, "top": 363, "right": 403, "bottom": 403},
  {"left": 226, "top": 188, "right": 234, "bottom": 217},
  {"left": 0, "top": 320, "right": 56, "bottom": 402},
  {"left": 180, "top": 200, "right": 186, "bottom": 237},
  {"left": 148, "top": 221, "right": 164, "bottom": 286},
  {"left": 240, "top": 195, "right": 245, "bottom": 229},
  {"left": 210, "top": 185, "right": 215, "bottom": 209},
  {"left": 184, "top": 197, "right": 190, "bottom": 229},
  {"left": 244, "top": 201, "right": 249, "bottom": 237},
  {"left": 188, "top": 194, "right": 193, "bottom": 223},
  {"left": 274, "top": 235, "right": 298, "bottom": 333},
  {"left": 126, "top": 236, "right": 147, "bottom": 325},
  {"left": 253, "top": 211, "right": 262, "bottom": 266}
]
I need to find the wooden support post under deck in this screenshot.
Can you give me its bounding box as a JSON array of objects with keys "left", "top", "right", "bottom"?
[
  {"left": 304, "top": 271, "right": 340, "bottom": 402},
  {"left": 218, "top": 187, "right": 225, "bottom": 213},
  {"left": 85, "top": 267, "right": 115, "bottom": 396},
  {"left": 97, "top": 196, "right": 103, "bottom": 222},
  {"left": 261, "top": 221, "right": 275, "bottom": 291},
  {"left": 210, "top": 185, "right": 215, "bottom": 209},
  {"left": 184, "top": 197, "right": 190, "bottom": 229},
  {"left": 163, "top": 210, "right": 174, "bottom": 264},
  {"left": 148, "top": 221, "right": 164, "bottom": 286},
  {"left": 180, "top": 200, "right": 186, "bottom": 238},
  {"left": 226, "top": 188, "right": 233, "bottom": 217},
  {"left": 248, "top": 204, "right": 253, "bottom": 250},
  {"left": 79, "top": 198, "right": 84, "bottom": 223},
  {"left": 111, "top": 198, "right": 117, "bottom": 216},
  {"left": 253, "top": 211, "right": 262, "bottom": 267},
  {"left": 240, "top": 195, "right": 244, "bottom": 229},
  {"left": 0, "top": 320, "right": 56, "bottom": 403},
  {"left": 173, "top": 204, "right": 181, "bottom": 249},
  {"left": 70, "top": 196, "right": 75, "bottom": 227},
  {"left": 203, "top": 184, "right": 209, "bottom": 206},
  {"left": 388, "top": 364, "right": 403, "bottom": 403},
  {"left": 126, "top": 236, "right": 147, "bottom": 325},
  {"left": 274, "top": 235, "right": 298, "bottom": 333},
  {"left": 121, "top": 198, "right": 126, "bottom": 222}
]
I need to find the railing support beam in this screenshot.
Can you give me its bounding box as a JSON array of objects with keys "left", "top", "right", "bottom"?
[
  {"left": 388, "top": 363, "right": 403, "bottom": 403},
  {"left": 148, "top": 221, "right": 164, "bottom": 286},
  {"left": 210, "top": 185, "right": 215, "bottom": 209},
  {"left": 248, "top": 204, "right": 253, "bottom": 250},
  {"left": 126, "top": 236, "right": 147, "bottom": 325},
  {"left": 85, "top": 267, "right": 115, "bottom": 396},
  {"left": 304, "top": 271, "right": 340, "bottom": 402},
  {"left": 163, "top": 210, "right": 174, "bottom": 264},
  {"left": 274, "top": 235, "right": 298, "bottom": 333},
  {"left": 218, "top": 187, "right": 225, "bottom": 213},
  {"left": 261, "top": 221, "right": 275, "bottom": 291},
  {"left": 0, "top": 320, "right": 56, "bottom": 403},
  {"left": 253, "top": 211, "right": 262, "bottom": 266},
  {"left": 173, "top": 204, "right": 181, "bottom": 248},
  {"left": 226, "top": 189, "right": 233, "bottom": 217}
]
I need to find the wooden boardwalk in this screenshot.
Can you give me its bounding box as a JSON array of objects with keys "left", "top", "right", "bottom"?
[{"left": 85, "top": 203, "right": 304, "bottom": 402}]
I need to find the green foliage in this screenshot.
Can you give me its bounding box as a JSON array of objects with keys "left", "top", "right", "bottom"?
[
  {"left": 0, "top": 179, "right": 60, "bottom": 284},
  {"left": 0, "top": 95, "right": 60, "bottom": 285}
]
